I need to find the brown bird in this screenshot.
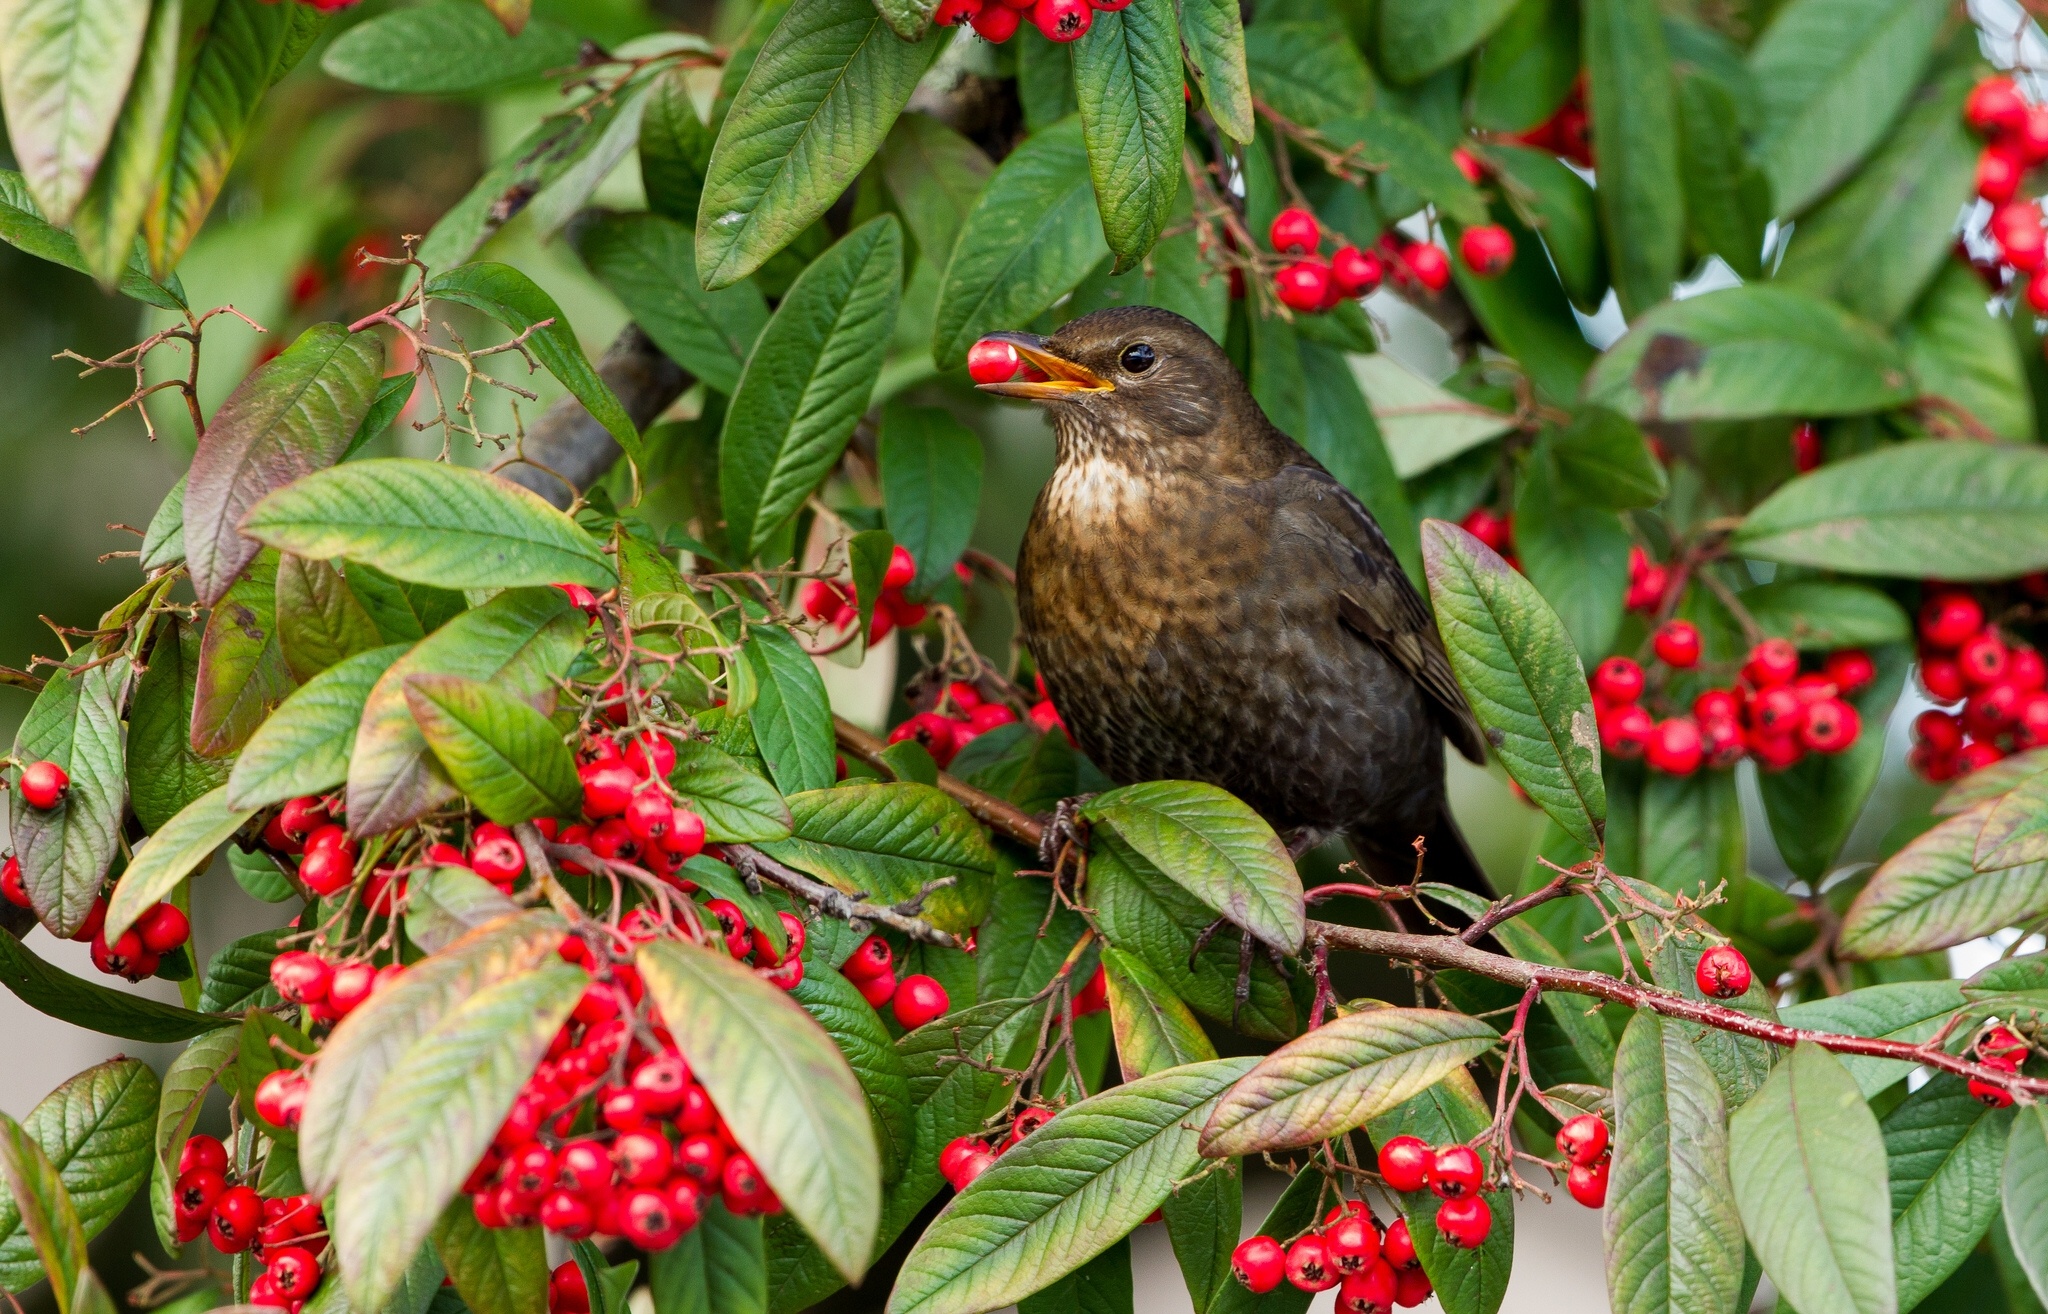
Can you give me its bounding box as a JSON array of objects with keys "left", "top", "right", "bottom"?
[{"left": 982, "top": 305, "right": 1492, "bottom": 893}]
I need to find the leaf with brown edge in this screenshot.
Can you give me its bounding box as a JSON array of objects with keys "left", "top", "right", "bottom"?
[
  {"left": 298, "top": 910, "right": 566, "bottom": 1197},
  {"left": 226, "top": 642, "right": 407, "bottom": 813},
  {"left": 335, "top": 962, "right": 585, "bottom": 1314},
  {"left": 276, "top": 555, "right": 382, "bottom": 683},
  {"left": 1839, "top": 803, "right": 2048, "bottom": 959},
  {"left": 1198, "top": 1007, "right": 1497, "bottom": 1157},
  {"left": 1101, "top": 946, "right": 1215, "bottom": 1083},
  {"left": 0, "top": 1112, "right": 88, "bottom": 1308},
  {"left": 637, "top": 938, "right": 879, "bottom": 1286},
  {"left": 101, "top": 785, "right": 255, "bottom": 945},
  {"left": 191, "top": 549, "right": 295, "bottom": 759},
  {"left": 183, "top": 323, "right": 384, "bottom": 606}
]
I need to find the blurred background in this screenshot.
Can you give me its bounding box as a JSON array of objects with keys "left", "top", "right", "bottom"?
[{"left": 0, "top": 0, "right": 2006, "bottom": 1309}]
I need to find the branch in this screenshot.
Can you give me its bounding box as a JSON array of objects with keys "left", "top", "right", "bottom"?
[
  {"left": 727, "top": 842, "right": 963, "bottom": 947},
  {"left": 491, "top": 323, "right": 692, "bottom": 508},
  {"left": 826, "top": 719, "right": 2047, "bottom": 1096}
]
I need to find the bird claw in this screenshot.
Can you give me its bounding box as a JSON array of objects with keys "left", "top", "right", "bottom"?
[
  {"left": 1191, "top": 916, "right": 1293, "bottom": 1028},
  {"left": 1038, "top": 795, "right": 1093, "bottom": 872}
]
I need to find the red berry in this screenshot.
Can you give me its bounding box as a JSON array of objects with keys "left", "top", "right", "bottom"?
[
  {"left": 1694, "top": 944, "right": 1752, "bottom": 998},
  {"left": 210, "top": 1185, "right": 262, "bottom": 1252},
  {"left": 1275, "top": 261, "right": 1334, "bottom": 312},
  {"left": 179, "top": 1135, "right": 228, "bottom": 1176},
  {"left": 889, "top": 712, "right": 960, "bottom": 768},
  {"left": 0, "top": 855, "right": 25, "bottom": 909},
  {"left": 1382, "top": 1217, "right": 1417, "bottom": 1269},
  {"left": 1743, "top": 639, "right": 1799, "bottom": 688},
  {"left": 1800, "top": 697, "right": 1859, "bottom": 754},
  {"left": 550, "top": 1262, "right": 589, "bottom": 1314},
  {"left": 470, "top": 826, "right": 526, "bottom": 887},
  {"left": 539, "top": 1191, "right": 596, "bottom": 1239},
  {"left": 1916, "top": 709, "right": 1966, "bottom": 753},
  {"left": 940, "top": 1136, "right": 989, "bottom": 1188},
  {"left": 934, "top": 0, "right": 982, "bottom": 23},
  {"left": 1567, "top": 1157, "right": 1609, "bottom": 1208},
  {"left": 1653, "top": 621, "right": 1702, "bottom": 669},
  {"left": 1920, "top": 656, "right": 1967, "bottom": 704},
  {"left": 844, "top": 935, "right": 893, "bottom": 982},
  {"left": 1645, "top": 718, "right": 1703, "bottom": 775},
  {"left": 136, "top": 902, "right": 190, "bottom": 953},
  {"left": 1592, "top": 656, "right": 1646, "bottom": 705},
  {"left": 19, "top": 760, "right": 67, "bottom": 809},
  {"left": 1331, "top": 245, "right": 1383, "bottom": 297},
  {"left": 1980, "top": 144, "right": 2026, "bottom": 203},
  {"left": 1268, "top": 207, "right": 1320, "bottom": 254},
  {"left": 618, "top": 1187, "right": 683, "bottom": 1249},
  {"left": 298, "top": 826, "right": 358, "bottom": 896},
  {"left": 1968, "top": 77, "right": 2031, "bottom": 136},
  {"left": 1460, "top": 507, "right": 1512, "bottom": 553},
  {"left": 967, "top": 338, "right": 1021, "bottom": 383},
  {"left": 268, "top": 1247, "right": 321, "bottom": 1301},
  {"left": 623, "top": 789, "right": 674, "bottom": 846},
  {"left": 1394, "top": 1266, "right": 1433, "bottom": 1307},
  {"left": 1325, "top": 1214, "right": 1381, "bottom": 1273},
  {"left": 1824, "top": 649, "right": 1875, "bottom": 695},
  {"left": 612, "top": 1131, "right": 671, "bottom": 1188},
  {"left": 1073, "top": 963, "right": 1109, "bottom": 1016},
  {"left": 271, "top": 951, "right": 332, "bottom": 1004},
  {"left": 1285, "top": 1234, "right": 1339, "bottom": 1291},
  {"left": 1337, "top": 1261, "right": 1397, "bottom": 1313},
  {"left": 1378, "top": 1135, "right": 1431, "bottom": 1193},
  {"left": 721, "top": 1151, "right": 767, "bottom": 1205},
  {"left": 248, "top": 1275, "right": 283, "bottom": 1311},
  {"left": 1030, "top": 0, "right": 1091, "bottom": 38},
  {"left": 1435, "top": 1194, "right": 1491, "bottom": 1248},
  {"left": 1961, "top": 630, "right": 2010, "bottom": 687},
  {"left": 623, "top": 733, "right": 676, "bottom": 779},
  {"left": 1427, "top": 1144, "right": 1482, "bottom": 1199},
  {"left": 882, "top": 545, "right": 917, "bottom": 592},
  {"left": 255, "top": 1068, "right": 308, "bottom": 1130},
  {"left": 173, "top": 1167, "right": 225, "bottom": 1225},
  {"left": 1694, "top": 688, "right": 1740, "bottom": 723},
  {"left": 1921, "top": 591, "right": 1985, "bottom": 649},
  {"left": 1555, "top": 1114, "right": 1608, "bottom": 1167},
  {"left": 674, "top": 1134, "right": 727, "bottom": 1185},
  {"left": 1403, "top": 242, "right": 1451, "bottom": 292},
  {"left": 1600, "top": 704, "right": 1653, "bottom": 759},
  {"left": 68, "top": 897, "right": 105, "bottom": 945},
  {"left": 1231, "top": 1236, "right": 1286, "bottom": 1293},
  {"left": 1790, "top": 421, "right": 1823, "bottom": 472},
  {"left": 278, "top": 795, "right": 329, "bottom": 842},
  {"left": 892, "top": 974, "right": 950, "bottom": 1028},
  {"left": 1452, "top": 147, "right": 1484, "bottom": 181},
  {"left": 1457, "top": 224, "right": 1515, "bottom": 277},
  {"left": 554, "top": 1139, "right": 612, "bottom": 1196},
  {"left": 1004, "top": 1106, "right": 1054, "bottom": 1149},
  {"left": 579, "top": 761, "right": 637, "bottom": 818},
  {"left": 856, "top": 970, "right": 898, "bottom": 1009},
  {"left": 2020, "top": 692, "right": 2048, "bottom": 746},
  {"left": 1971, "top": 1073, "right": 2016, "bottom": 1108}
]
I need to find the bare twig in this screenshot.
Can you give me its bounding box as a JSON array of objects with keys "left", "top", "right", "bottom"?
[{"left": 727, "top": 843, "right": 962, "bottom": 947}]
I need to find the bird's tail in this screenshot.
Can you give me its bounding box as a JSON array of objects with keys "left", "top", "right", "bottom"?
[{"left": 1345, "top": 804, "right": 1495, "bottom": 898}]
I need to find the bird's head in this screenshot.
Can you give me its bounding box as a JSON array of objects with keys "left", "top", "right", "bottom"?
[{"left": 973, "top": 306, "right": 1253, "bottom": 461}]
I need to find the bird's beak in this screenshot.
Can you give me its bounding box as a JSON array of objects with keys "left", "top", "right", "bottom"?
[{"left": 974, "top": 332, "right": 1113, "bottom": 399}]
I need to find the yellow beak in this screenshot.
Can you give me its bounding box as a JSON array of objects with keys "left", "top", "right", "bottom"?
[{"left": 973, "top": 332, "right": 1113, "bottom": 399}]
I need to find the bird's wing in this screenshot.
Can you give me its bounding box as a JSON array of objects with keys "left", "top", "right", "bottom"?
[{"left": 1266, "top": 464, "right": 1488, "bottom": 763}]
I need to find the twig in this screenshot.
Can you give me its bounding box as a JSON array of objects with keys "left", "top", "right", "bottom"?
[{"left": 726, "top": 843, "right": 962, "bottom": 947}]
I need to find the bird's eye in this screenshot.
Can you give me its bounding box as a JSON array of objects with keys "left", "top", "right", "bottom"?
[{"left": 1120, "top": 343, "right": 1156, "bottom": 374}]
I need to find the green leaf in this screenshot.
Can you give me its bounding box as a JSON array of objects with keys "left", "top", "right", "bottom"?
[
  {"left": 196, "top": 929, "right": 284, "bottom": 1013},
  {"left": 1741, "top": 580, "right": 1911, "bottom": 649},
  {"left": 347, "top": 589, "right": 584, "bottom": 836},
  {"left": 406, "top": 866, "right": 520, "bottom": 956},
  {"left": 1905, "top": 261, "right": 2034, "bottom": 443},
  {"left": 145, "top": 0, "right": 299, "bottom": 274},
  {"left": 2004, "top": 1105, "right": 2048, "bottom": 1308},
  {"left": 668, "top": 740, "right": 791, "bottom": 842},
  {"left": 277, "top": 554, "right": 383, "bottom": 683},
  {"left": 757, "top": 781, "right": 997, "bottom": 935},
  {"left": 743, "top": 623, "right": 837, "bottom": 797},
  {"left": 1977, "top": 770, "right": 2048, "bottom": 873},
  {"left": 103, "top": 785, "right": 255, "bottom": 945},
  {"left": 0, "top": 1113, "right": 87, "bottom": 1307},
  {"left": 1379, "top": 0, "right": 1514, "bottom": 82},
  {"left": 417, "top": 97, "right": 625, "bottom": 270},
  {"left": 1640, "top": 769, "right": 1745, "bottom": 897},
  {"left": 1748, "top": 0, "right": 1947, "bottom": 216},
  {"left": 1759, "top": 644, "right": 1908, "bottom": 882},
  {"left": 1016, "top": 1240, "right": 1132, "bottom": 1314},
  {"left": 790, "top": 965, "right": 913, "bottom": 1182},
  {"left": 1176, "top": 0, "right": 1251, "bottom": 141},
  {"left": 1080, "top": 781, "right": 1303, "bottom": 955},
  {"left": 128, "top": 615, "right": 232, "bottom": 833},
  {"left": 1581, "top": 0, "right": 1682, "bottom": 314},
  {"left": 1422, "top": 518, "right": 1605, "bottom": 850},
  {"left": 140, "top": 472, "right": 186, "bottom": 571},
  {"left": 1737, "top": 440, "right": 2048, "bottom": 578},
  {"left": 1448, "top": 208, "right": 1597, "bottom": 406},
  {"left": 694, "top": 0, "right": 934, "bottom": 288},
  {"left": 641, "top": 65, "right": 713, "bottom": 223},
  {"left": 1841, "top": 803, "right": 2048, "bottom": 959},
  {"left": 424, "top": 264, "right": 640, "bottom": 462},
  {"left": 1730, "top": 1042, "right": 1897, "bottom": 1314},
  {"left": 1774, "top": 38, "right": 1977, "bottom": 326},
  {"left": 1543, "top": 407, "right": 1667, "bottom": 510},
  {"left": 0, "top": 168, "right": 180, "bottom": 307},
  {"left": 720, "top": 216, "right": 902, "bottom": 556},
  {"left": 639, "top": 938, "right": 881, "bottom": 1285},
  {"left": 348, "top": 562, "right": 466, "bottom": 645},
  {"left": 879, "top": 406, "right": 982, "bottom": 602},
  {"left": 192, "top": 550, "right": 293, "bottom": 757},
  {"left": 846, "top": 529, "right": 894, "bottom": 662},
  {"left": 404, "top": 674, "right": 580, "bottom": 825},
  {"left": 933, "top": 116, "right": 1108, "bottom": 369},
  {"left": 1470, "top": 0, "right": 1578, "bottom": 133},
  {"left": 432, "top": 1201, "right": 547, "bottom": 1314},
  {"left": 0, "top": 0, "right": 151, "bottom": 226},
  {"left": 1242, "top": 23, "right": 1372, "bottom": 128},
  {"left": 335, "top": 963, "right": 585, "bottom": 1314},
  {"left": 1486, "top": 143, "right": 1604, "bottom": 310},
  {"left": 652, "top": 1201, "right": 766, "bottom": 1314},
  {"left": 0, "top": 927, "right": 233, "bottom": 1041},
  {"left": 1583, "top": 284, "right": 1916, "bottom": 423},
  {"left": 1886, "top": 1075, "right": 2011, "bottom": 1310},
  {"left": 1060, "top": 185, "right": 1229, "bottom": 346},
  {"left": 244, "top": 458, "right": 614, "bottom": 592},
  {"left": 1511, "top": 452, "right": 1629, "bottom": 660},
  {"left": 1102, "top": 946, "right": 1216, "bottom": 1082},
  {"left": 1603, "top": 1011, "right": 1745, "bottom": 1314},
  {"left": 1779, "top": 980, "right": 1966, "bottom": 1097},
  {"left": 11, "top": 649, "right": 126, "bottom": 936},
  {"left": 58, "top": 0, "right": 184, "bottom": 285},
  {"left": 575, "top": 212, "right": 768, "bottom": 397},
  {"left": 0, "top": 1058, "right": 157, "bottom": 1294},
  {"left": 1198, "top": 1008, "right": 1495, "bottom": 1156},
  {"left": 149, "top": 1028, "right": 236, "bottom": 1251},
  {"left": 236, "top": 1009, "right": 304, "bottom": 1142},
  {"left": 318, "top": 1, "right": 580, "bottom": 92},
  {"left": 226, "top": 642, "right": 408, "bottom": 811},
  {"left": 184, "top": 323, "right": 385, "bottom": 606},
  {"left": 1939, "top": 748, "right": 2048, "bottom": 818},
  {"left": 878, "top": 113, "right": 992, "bottom": 267},
  {"left": 1071, "top": 0, "right": 1183, "bottom": 268},
  {"left": 299, "top": 911, "right": 565, "bottom": 1196},
  {"left": 1321, "top": 111, "right": 1486, "bottom": 227},
  {"left": 887, "top": 1058, "right": 1255, "bottom": 1314},
  {"left": 1675, "top": 69, "right": 1771, "bottom": 280}
]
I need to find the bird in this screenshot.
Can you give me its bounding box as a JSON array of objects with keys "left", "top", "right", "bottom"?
[{"left": 979, "top": 305, "right": 1493, "bottom": 895}]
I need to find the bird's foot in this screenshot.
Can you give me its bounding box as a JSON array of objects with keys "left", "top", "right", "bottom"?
[
  {"left": 1037, "top": 795, "right": 1094, "bottom": 873},
  {"left": 1191, "top": 916, "right": 1293, "bottom": 1028}
]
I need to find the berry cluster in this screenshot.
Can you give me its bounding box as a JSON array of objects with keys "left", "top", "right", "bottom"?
[
  {"left": 800, "top": 546, "right": 931, "bottom": 647},
  {"left": 1506, "top": 79, "right": 1593, "bottom": 170},
  {"left": 1229, "top": 1203, "right": 1435, "bottom": 1311},
  {"left": 1377, "top": 1137, "right": 1494, "bottom": 1247},
  {"left": 1554, "top": 1114, "right": 1610, "bottom": 1209},
  {"left": 1962, "top": 77, "right": 2048, "bottom": 305},
  {"left": 1907, "top": 586, "right": 2048, "bottom": 781},
  {"left": 886, "top": 680, "right": 1023, "bottom": 768},
  {"left": 0, "top": 856, "right": 190, "bottom": 980},
  {"left": 557, "top": 730, "right": 709, "bottom": 886},
  {"left": 1593, "top": 634, "right": 1870, "bottom": 775},
  {"left": 838, "top": 929, "right": 953, "bottom": 1025},
  {"left": 266, "top": 950, "right": 403, "bottom": 1029},
  {"left": 1967, "top": 1023, "right": 2031, "bottom": 1108},
  {"left": 1262, "top": 206, "right": 1516, "bottom": 314},
  {"left": 934, "top": 0, "right": 1120, "bottom": 47},
  {"left": 170, "top": 1134, "right": 329, "bottom": 1312}
]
